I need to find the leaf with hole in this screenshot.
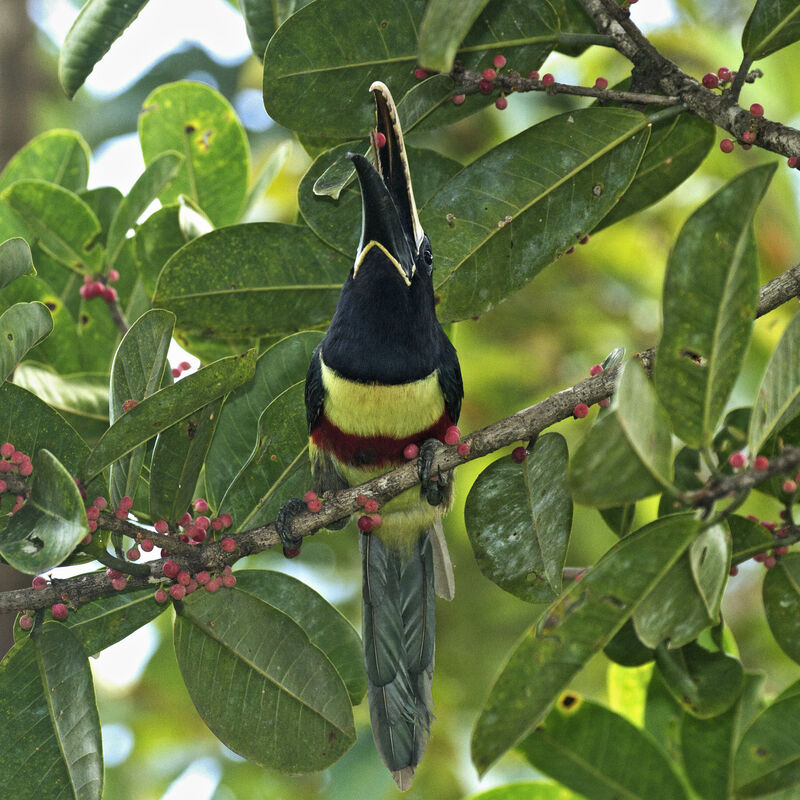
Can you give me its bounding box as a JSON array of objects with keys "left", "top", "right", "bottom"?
[{"left": 0, "top": 302, "right": 53, "bottom": 382}]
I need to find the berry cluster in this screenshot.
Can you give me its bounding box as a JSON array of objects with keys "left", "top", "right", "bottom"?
[
  {"left": 719, "top": 101, "right": 766, "bottom": 155},
  {"left": 153, "top": 498, "right": 234, "bottom": 551},
  {"left": 171, "top": 360, "right": 192, "bottom": 379},
  {"left": 79, "top": 269, "right": 119, "bottom": 301},
  {"left": 16, "top": 574, "right": 72, "bottom": 627},
  {"left": 157, "top": 561, "right": 237, "bottom": 601},
  {"left": 356, "top": 493, "right": 382, "bottom": 532},
  {"left": 569, "top": 363, "right": 612, "bottom": 422},
  {"left": 0, "top": 442, "right": 32, "bottom": 513}
]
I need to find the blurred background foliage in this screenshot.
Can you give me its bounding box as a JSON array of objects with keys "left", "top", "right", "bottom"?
[{"left": 2, "top": 0, "right": 800, "bottom": 797}]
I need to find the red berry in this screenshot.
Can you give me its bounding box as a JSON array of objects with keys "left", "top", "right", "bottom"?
[
  {"left": 729, "top": 564, "right": 738, "bottom": 576},
  {"left": 154, "top": 520, "right": 169, "bottom": 534},
  {"left": 140, "top": 538, "right": 154, "bottom": 552},
  {"left": 205, "top": 579, "right": 220, "bottom": 593},
  {"left": 106, "top": 567, "right": 123, "bottom": 580},
  {"left": 32, "top": 576, "right": 47, "bottom": 590},
  {"left": 115, "top": 507, "right": 128, "bottom": 519},
  {"left": 85, "top": 506, "right": 99, "bottom": 520},
  {"left": 283, "top": 547, "right": 301, "bottom": 558},
  {"left": 702, "top": 72, "right": 719, "bottom": 89},
  {"left": 728, "top": 451, "right": 746, "bottom": 469},
  {"left": 717, "top": 67, "right": 731, "bottom": 81},
  {"left": 0, "top": 442, "right": 14, "bottom": 458},
  {"left": 222, "top": 574, "right": 237, "bottom": 588},
  {"left": 211, "top": 516, "right": 223, "bottom": 531},
  {"left": 594, "top": 77, "right": 608, "bottom": 89},
  {"left": 495, "top": 96, "right": 508, "bottom": 110},
  {"left": 579, "top": 234, "right": 590, "bottom": 245},
  {"left": 51, "top": 603, "right": 68, "bottom": 620},
  {"left": 764, "top": 555, "right": 777, "bottom": 569},
  {"left": 775, "top": 545, "right": 789, "bottom": 556},
  {"left": 444, "top": 425, "right": 461, "bottom": 445},
  {"left": 370, "top": 514, "right": 382, "bottom": 528},
  {"left": 179, "top": 361, "right": 191, "bottom": 371},
  {"left": 154, "top": 588, "right": 168, "bottom": 603},
  {"left": 219, "top": 513, "right": 233, "bottom": 528},
  {"left": 119, "top": 495, "right": 133, "bottom": 511},
  {"left": 303, "top": 491, "right": 318, "bottom": 503},
  {"left": 789, "top": 157, "right": 800, "bottom": 168},
  {"left": 749, "top": 103, "right": 764, "bottom": 117},
  {"left": 542, "top": 73, "right": 555, "bottom": 86},
  {"left": 403, "top": 443, "right": 419, "bottom": 460},
  {"left": 356, "top": 493, "right": 368, "bottom": 507},
  {"left": 102, "top": 286, "right": 118, "bottom": 302},
  {"left": 93, "top": 496, "right": 107, "bottom": 510},
  {"left": 374, "top": 131, "right": 387, "bottom": 149},
  {"left": 108, "top": 268, "right": 120, "bottom": 282},
  {"left": 179, "top": 512, "right": 193, "bottom": 527},
  {"left": 452, "top": 94, "right": 466, "bottom": 105},
  {"left": 742, "top": 130, "right": 756, "bottom": 143},
  {"left": 112, "top": 576, "right": 126, "bottom": 591},
  {"left": 88, "top": 520, "right": 97, "bottom": 533},
  {"left": 414, "top": 68, "right": 428, "bottom": 80},
  {"left": 478, "top": 78, "right": 493, "bottom": 94},
  {"left": 172, "top": 368, "right": 181, "bottom": 378},
  {"left": 358, "top": 515, "right": 375, "bottom": 533},
  {"left": 528, "top": 71, "right": 540, "bottom": 80},
  {"left": 482, "top": 67, "right": 497, "bottom": 81},
  {"left": 747, "top": 514, "right": 759, "bottom": 523},
  {"left": 196, "top": 571, "right": 211, "bottom": 585},
  {"left": 754, "top": 456, "right": 769, "bottom": 471},
  {"left": 162, "top": 560, "right": 179, "bottom": 579},
  {"left": 220, "top": 537, "right": 236, "bottom": 553},
  {"left": 783, "top": 480, "right": 797, "bottom": 494},
  {"left": 127, "top": 547, "right": 140, "bottom": 561},
  {"left": 762, "top": 521, "right": 777, "bottom": 533},
  {"left": 493, "top": 54, "right": 506, "bottom": 69},
  {"left": 193, "top": 498, "right": 209, "bottom": 514},
  {"left": 169, "top": 584, "right": 186, "bottom": 600},
  {"left": 589, "top": 364, "right": 603, "bottom": 377},
  {"left": 0, "top": 461, "right": 9, "bottom": 472},
  {"left": 511, "top": 446, "right": 527, "bottom": 462},
  {"left": 18, "top": 614, "right": 34, "bottom": 630},
  {"left": 79, "top": 283, "right": 91, "bottom": 299},
  {"left": 720, "top": 138, "right": 734, "bottom": 153},
  {"left": 457, "top": 442, "right": 471, "bottom": 457},
  {"left": 195, "top": 515, "right": 210, "bottom": 530},
  {"left": 754, "top": 552, "right": 766, "bottom": 562},
  {"left": 10, "top": 451, "right": 24, "bottom": 464},
  {"left": 176, "top": 570, "right": 191, "bottom": 586},
  {"left": 364, "top": 498, "right": 379, "bottom": 513},
  {"left": 17, "top": 460, "right": 32, "bottom": 477},
  {"left": 573, "top": 403, "right": 590, "bottom": 419},
  {"left": 307, "top": 498, "right": 322, "bottom": 512}
]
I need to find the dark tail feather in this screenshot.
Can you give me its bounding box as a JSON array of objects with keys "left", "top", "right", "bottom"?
[{"left": 361, "top": 530, "right": 435, "bottom": 791}]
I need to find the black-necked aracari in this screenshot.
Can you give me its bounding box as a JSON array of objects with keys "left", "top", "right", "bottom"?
[{"left": 302, "top": 82, "right": 463, "bottom": 789}]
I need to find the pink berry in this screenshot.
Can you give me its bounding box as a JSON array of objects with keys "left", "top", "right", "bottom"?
[
  {"left": 177, "top": 570, "right": 191, "bottom": 586},
  {"left": 702, "top": 72, "right": 719, "bottom": 89},
  {"left": 102, "top": 286, "right": 118, "bottom": 302},
  {"left": 493, "top": 54, "right": 506, "bottom": 69},
  {"left": 120, "top": 495, "right": 133, "bottom": 511},
  {"left": 720, "top": 138, "right": 734, "bottom": 153},
  {"left": 764, "top": 555, "right": 777, "bottom": 569},
  {"left": 747, "top": 514, "right": 759, "bottom": 523},
  {"left": 528, "top": 71, "right": 540, "bottom": 80},
  {"left": 179, "top": 361, "right": 191, "bottom": 371},
  {"left": 303, "top": 491, "right": 318, "bottom": 503},
  {"left": 169, "top": 584, "right": 186, "bottom": 600},
  {"left": 10, "top": 451, "right": 24, "bottom": 464},
  {"left": 219, "top": 513, "right": 233, "bottom": 528},
  {"left": 18, "top": 614, "right": 34, "bottom": 630},
  {"left": 51, "top": 603, "right": 68, "bottom": 620},
  {"left": 750, "top": 103, "right": 764, "bottom": 117},
  {"left": 482, "top": 67, "right": 497, "bottom": 81},
  {"left": 193, "top": 498, "right": 209, "bottom": 514},
  {"left": 162, "top": 560, "right": 179, "bottom": 579},
  {"left": 18, "top": 460, "right": 32, "bottom": 477},
  {"left": 192, "top": 529, "right": 206, "bottom": 543},
  {"left": 185, "top": 579, "right": 198, "bottom": 594},
  {"left": 457, "top": 442, "right": 471, "bottom": 457},
  {"left": 307, "top": 498, "right": 322, "bottom": 512},
  {"left": 93, "top": 496, "right": 107, "bottom": 510},
  {"left": 358, "top": 515, "right": 375, "bottom": 533},
  {"left": 154, "top": 588, "right": 168, "bottom": 603},
  {"left": 762, "top": 521, "right": 776, "bottom": 533},
  {"left": 0, "top": 461, "right": 9, "bottom": 472},
  {"left": 0, "top": 442, "right": 14, "bottom": 458},
  {"left": 205, "top": 579, "right": 220, "bottom": 593},
  {"left": 196, "top": 571, "right": 211, "bottom": 585},
  {"left": 32, "top": 576, "right": 47, "bottom": 590},
  {"left": 370, "top": 514, "right": 382, "bottom": 528},
  {"left": 140, "top": 538, "right": 154, "bottom": 552},
  {"left": 742, "top": 130, "right": 756, "bottom": 143},
  {"left": 79, "top": 284, "right": 91, "bottom": 299},
  {"left": 403, "top": 443, "right": 419, "bottom": 460},
  {"left": 452, "top": 94, "right": 466, "bottom": 105},
  {"left": 754, "top": 552, "right": 766, "bottom": 562},
  {"left": 115, "top": 507, "right": 128, "bottom": 519},
  {"left": 717, "top": 67, "right": 731, "bottom": 81},
  {"left": 88, "top": 520, "right": 97, "bottom": 533},
  {"left": 171, "top": 368, "right": 181, "bottom": 378},
  {"left": 573, "top": 403, "right": 590, "bottom": 419},
  {"left": 211, "top": 516, "right": 223, "bottom": 531},
  {"left": 598, "top": 397, "right": 611, "bottom": 408},
  {"left": 775, "top": 545, "right": 789, "bottom": 556},
  {"left": 511, "top": 446, "right": 527, "bottom": 463},
  {"left": 222, "top": 574, "right": 237, "bottom": 588},
  {"left": 154, "top": 520, "right": 169, "bottom": 534},
  {"left": 754, "top": 456, "right": 769, "bottom": 471},
  {"left": 729, "top": 564, "right": 738, "bottom": 576},
  {"left": 195, "top": 515, "right": 210, "bottom": 530},
  {"left": 364, "top": 498, "right": 379, "bottom": 513},
  {"left": 112, "top": 576, "right": 127, "bottom": 591},
  {"left": 414, "top": 68, "right": 428, "bottom": 80},
  {"left": 444, "top": 425, "right": 461, "bottom": 445},
  {"left": 356, "top": 493, "right": 368, "bottom": 507},
  {"left": 86, "top": 506, "right": 99, "bottom": 520},
  {"left": 108, "top": 268, "right": 120, "bottom": 282},
  {"left": 579, "top": 234, "right": 590, "bottom": 245},
  {"left": 220, "top": 537, "right": 236, "bottom": 553},
  {"left": 542, "top": 73, "right": 555, "bottom": 86},
  {"left": 179, "top": 512, "right": 193, "bottom": 527},
  {"left": 728, "top": 451, "right": 746, "bottom": 469},
  {"left": 478, "top": 78, "right": 493, "bottom": 94},
  {"left": 374, "top": 131, "right": 387, "bottom": 148},
  {"left": 589, "top": 364, "right": 603, "bottom": 376},
  {"left": 106, "top": 567, "right": 123, "bottom": 580},
  {"left": 789, "top": 157, "right": 799, "bottom": 168},
  {"left": 594, "top": 77, "right": 608, "bottom": 89},
  {"left": 495, "top": 96, "right": 508, "bottom": 110},
  {"left": 127, "top": 547, "right": 140, "bottom": 561},
  {"left": 783, "top": 480, "right": 797, "bottom": 494},
  {"left": 283, "top": 547, "right": 301, "bottom": 559}
]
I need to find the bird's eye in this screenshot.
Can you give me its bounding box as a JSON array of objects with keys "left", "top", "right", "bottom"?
[{"left": 423, "top": 248, "right": 433, "bottom": 266}]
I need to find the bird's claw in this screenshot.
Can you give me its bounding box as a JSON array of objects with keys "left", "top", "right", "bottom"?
[
  {"left": 418, "top": 438, "right": 449, "bottom": 507},
  {"left": 276, "top": 498, "right": 307, "bottom": 558}
]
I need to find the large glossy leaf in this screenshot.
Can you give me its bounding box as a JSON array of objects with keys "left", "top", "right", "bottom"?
[
  {"left": 0, "top": 622, "right": 102, "bottom": 799},
  {"left": 130, "top": 204, "right": 187, "bottom": 296},
  {"left": 108, "top": 309, "right": 174, "bottom": 505},
  {"left": 138, "top": 81, "right": 249, "bottom": 227},
  {"left": 149, "top": 398, "right": 222, "bottom": 524},
  {"left": 153, "top": 223, "right": 349, "bottom": 340},
  {"left": 174, "top": 586, "right": 356, "bottom": 771},
  {"left": 735, "top": 682, "right": 800, "bottom": 796},
  {"left": 1, "top": 180, "right": 103, "bottom": 274},
  {"left": 749, "top": 311, "right": 800, "bottom": 454},
  {"left": 106, "top": 151, "right": 183, "bottom": 268},
  {"left": 763, "top": 553, "right": 800, "bottom": 665},
  {"left": 471, "top": 514, "right": 698, "bottom": 774},
  {"left": 655, "top": 165, "right": 773, "bottom": 448},
  {"left": 0, "top": 129, "right": 90, "bottom": 194},
  {"left": 428, "top": 108, "right": 650, "bottom": 322},
  {"left": 234, "top": 570, "right": 366, "bottom": 704},
  {"left": 550, "top": 0, "right": 596, "bottom": 55},
  {"left": 0, "top": 449, "right": 88, "bottom": 573},
  {"left": 0, "top": 302, "right": 53, "bottom": 381},
  {"left": 633, "top": 523, "right": 729, "bottom": 649},
  {"left": 417, "top": 0, "right": 491, "bottom": 72},
  {"left": 263, "top": 0, "right": 558, "bottom": 138},
  {"left": 300, "top": 144, "right": 462, "bottom": 257},
  {"left": 0, "top": 238, "right": 35, "bottom": 289},
  {"left": 58, "top": 0, "right": 149, "bottom": 98},
  {"left": 465, "top": 433, "right": 572, "bottom": 601},
  {"left": 204, "top": 331, "right": 322, "bottom": 509},
  {"left": 85, "top": 349, "right": 257, "bottom": 479},
  {"left": 569, "top": 359, "right": 673, "bottom": 508},
  {"left": 742, "top": 0, "right": 800, "bottom": 59},
  {"left": 239, "top": 0, "right": 315, "bottom": 58},
  {"left": 221, "top": 383, "right": 310, "bottom": 531},
  {"left": 518, "top": 696, "right": 688, "bottom": 800}
]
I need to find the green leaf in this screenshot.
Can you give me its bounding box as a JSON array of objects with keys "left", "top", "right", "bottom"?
[
  {"left": 655, "top": 641, "right": 744, "bottom": 719},
  {"left": 108, "top": 309, "right": 174, "bottom": 505},
  {"left": 153, "top": 223, "right": 349, "bottom": 340},
  {"left": 655, "top": 164, "right": 773, "bottom": 448},
  {"left": 606, "top": 661, "right": 652, "bottom": 726},
  {"left": 234, "top": 570, "right": 366, "bottom": 704},
  {"left": 633, "top": 523, "right": 729, "bottom": 649},
  {"left": 0, "top": 449, "right": 88, "bottom": 573},
  {"left": 0, "top": 129, "right": 90, "bottom": 194},
  {"left": 569, "top": 360, "right": 673, "bottom": 508},
  {"left": 239, "top": 0, "right": 316, "bottom": 58},
  {"left": 742, "top": 0, "right": 800, "bottom": 59},
  {"left": 0, "top": 238, "right": 35, "bottom": 289},
  {"left": 106, "top": 151, "right": 184, "bottom": 267},
  {"left": 149, "top": 398, "right": 222, "bottom": 524},
  {"left": 749, "top": 311, "right": 800, "bottom": 455},
  {"left": 681, "top": 672, "right": 765, "bottom": 800},
  {"left": 735, "top": 682, "right": 800, "bottom": 796},
  {"left": 58, "top": 0, "right": 149, "bottom": 98},
  {"left": 550, "top": 0, "right": 596, "bottom": 55},
  {"left": 730, "top": 513, "right": 774, "bottom": 564},
  {"left": 471, "top": 514, "right": 698, "bottom": 774},
  {"left": 599, "top": 113, "right": 715, "bottom": 230},
  {"left": 518, "top": 696, "right": 688, "bottom": 800},
  {"left": 174, "top": 586, "right": 356, "bottom": 772},
  {"left": 763, "top": 553, "right": 800, "bottom": 665},
  {"left": 417, "top": 0, "right": 491, "bottom": 72},
  {"left": 1, "top": 180, "right": 103, "bottom": 274},
  {"left": 0, "top": 302, "right": 53, "bottom": 381},
  {"left": 300, "top": 143, "right": 462, "bottom": 257},
  {"left": 85, "top": 349, "right": 257, "bottom": 479},
  {"left": 138, "top": 81, "right": 250, "bottom": 227},
  {"left": 0, "top": 622, "right": 102, "bottom": 799},
  {"left": 465, "top": 434, "right": 572, "bottom": 602},
  {"left": 644, "top": 667, "right": 683, "bottom": 765},
  {"left": 130, "top": 204, "right": 187, "bottom": 296},
  {"left": 598, "top": 504, "right": 636, "bottom": 537},
  {"left": 603, "top": 618, "right": 654, "bottom": 667},
  {"left": 464, "top": 784, "right": 579, "bottom": 800},
  {"left": 263, "top": 0, "right": 558, "bottom": 139},
  {"left": 204, "top": 331, "right": 323, "bottom": 509},
  {"left": 428, "top": 108, "right": 650, "bottom": 322},
  {"left": 81, "top": 186, "right": 123, "bottom": 246}
]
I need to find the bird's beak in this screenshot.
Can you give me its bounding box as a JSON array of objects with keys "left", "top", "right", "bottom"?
[{"left": 348, "top": 81, "right": 423, "bottom": 286}]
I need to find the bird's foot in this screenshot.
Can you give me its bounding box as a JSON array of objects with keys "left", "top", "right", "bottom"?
[
  {"left": 275, "top": 498, "right": 307, "bottom": 558},
  {"left": 418, "top": 438, "right": 449, "bottom": 507}
]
